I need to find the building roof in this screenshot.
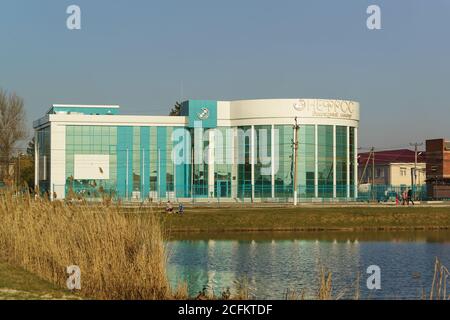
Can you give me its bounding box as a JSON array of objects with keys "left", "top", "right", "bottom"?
[
  {"left": 47, "top": 104, "right": 120, "bottom": 115},
  {"left": 358, "top": 149, "right": 426, "bottom": 165}
]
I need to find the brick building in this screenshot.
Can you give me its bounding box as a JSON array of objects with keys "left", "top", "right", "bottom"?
[{"left": 426, "top": 139, "right": 450, "bottom": 199}]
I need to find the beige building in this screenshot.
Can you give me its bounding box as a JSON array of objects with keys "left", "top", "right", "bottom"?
[{"left": 358, "top": 149, "right": 426, "bottom": 187}]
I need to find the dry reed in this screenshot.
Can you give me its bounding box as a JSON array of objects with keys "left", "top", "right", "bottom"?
[
  {"left": 0, "top": 191, "right": 170, "bottom": 300},
  {"left": 1, "top": 190, "right": 448, "bottom": 301},
  {"left": 429, "top": 257, "right": 450, "bottom": 300}
]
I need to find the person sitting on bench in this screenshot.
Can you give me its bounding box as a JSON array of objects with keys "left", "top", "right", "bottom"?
[{"left": 165, "top": 201, "right": 173, "bottom": 213}]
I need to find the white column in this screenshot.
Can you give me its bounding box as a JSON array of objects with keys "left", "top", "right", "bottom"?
[
  {"left": 50, "top": 123, "right": 66, "bottom": 200},
  {"left": 271, "top": 125, "right": 275, "bottom": 199},
  {"left": 333, "top": 125, "right": 337, "bottom": 199},
  {"left": 354, "top": 127, "right": 359, "bottom": 199},
  {"left": 346, "top": 126, "right": 351, "bottom": 199},
  {"left": 231, "top": 127, "right": 238, "bottom": 199},
  {"left": 34, "top": 130, "right": 38, "bottom": 190},
  {"left": 126, "top": 147, "right": 129, "bottom": 199},
  {"left": 314, "top": 125, "right": 319, "bottom": 198},
  {"left": 142, "top": 149, "right": 145, "bottom": 195},
  {"left": 251, "top": 125, "right": 255, "bottom": 201},
  {"left": 208, "top": 129, "right": 215, "bottom": 198}
]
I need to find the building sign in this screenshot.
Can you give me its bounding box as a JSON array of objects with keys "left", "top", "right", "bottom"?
[
  {"left": 293, "top": 99, "right": 357, "bottom": 119},
  {"left": 74, "top": 154, "right": 110, "bottom": 180},
  {"left": 182, "top": 100, "right": 217, "bottom": 128},
  {"left": 197, "top": 107, "right": 210, "bottom": 120}
]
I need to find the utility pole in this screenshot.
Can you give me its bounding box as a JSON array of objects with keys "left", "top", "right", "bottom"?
[
  {"left": 358, "top": 147, "right": 375, "bottom": 201},
  {"left": 410, "top": 142, "right": 423, "bottom": 200},
  {"left": 359, "top": 148, "right": 372, "bottom": 185},
  {"left": 371, "top": 147, "right": 375, "bottom": 202},
  {"left": 293, "top": 117, "right": 299, "bottom": 206}
]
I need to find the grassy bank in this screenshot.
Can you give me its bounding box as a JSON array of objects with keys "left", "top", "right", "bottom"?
[
  {"left": 0, "top": 262, "right": 80, "bottom": 300},
  {"left": 164, "top": 206, "right": 450, "bottom": 232},
  {"left": 0, "top": 193, "right": 171, "bottom": 300}
]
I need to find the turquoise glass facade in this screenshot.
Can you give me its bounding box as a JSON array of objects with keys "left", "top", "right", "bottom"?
[
  {"left": 37, "top": 123, "right": 357, "bottom": 201},
  {"left": 35, "top": 101, "right": 359, "bottom": 202},
  {"left": 274, "top": 125, "right": 294, "bottom": 198},
  {"left": 317, "top": 125, "right": 334, "bottom": 198},
  {"left": 298, "top": 125, "right": 315, "bottom": 198},
  {"left": 349, "top": 127, "right": 356, "bottom": 198},
  {"left": 214, "top": 127, "right": 232, "bottom": 198},
  {"left": 336, "top": 126, "right": 348, "bottom": 198},
  {"left": 63, "top": 125, "right": 188, "bottom": 200},
  {"left": 237, "top": 126, "right": 252, "bottom": 198}
]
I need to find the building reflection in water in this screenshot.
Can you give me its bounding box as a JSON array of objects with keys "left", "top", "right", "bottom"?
[{"left": 166, "top": 233, "right": 450, "bottom": 299}]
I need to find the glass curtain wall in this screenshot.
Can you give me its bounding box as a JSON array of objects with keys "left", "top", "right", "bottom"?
[
  {"left": 349, "top": 127, "right": 356, "bottom": 198},
  {"left": 132, "top": 127, "right": 141, "bottom": 196},
  {"left": 65, "top": 125, "right": 181, "bottom": 201},
  {"left": 255, "top": 125, "right": 272, "bottom": 198},
  {"left": 166, "top": 127, "right": 174, "bottom": 195},
  {"left": 237, "top": 126, "right": 252, "bottom": 198},
  {"left": 149, "top": 127, "right": 158, "bottom": 198},
  {"left": 274, "top": 125, "right": 294, "bottom": 198},
  {"left": 298, "top": 125, "right": 315, "bottom": 198},
  {"left": 214, "top": 127, "right": 232, "bottom": 198},
  {"left": 317, "top": 125, "right": 334, "bottom": 198},
  {"left": 66, "top": 126, "right": 118, "bottom": 199},
  {"left": 61, "top": 123, "right": 357, "bottom": 201},
  {"left": 37, "top": 126, "right": 51, "bottom": 194},
  {"left": 336, "top": 126, "right": 348, "bottom": 198},
  {"left": 192, "top": 128, "right": 209, "bottom": 197}
]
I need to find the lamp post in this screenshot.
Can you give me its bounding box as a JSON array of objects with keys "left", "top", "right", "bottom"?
[{"left": 293, "top": 117, "right": 299, "bottom": 206}]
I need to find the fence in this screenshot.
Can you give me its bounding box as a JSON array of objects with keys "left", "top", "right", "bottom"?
[{"left": 45, "top": 182, "right": 449, "bottom": 204}]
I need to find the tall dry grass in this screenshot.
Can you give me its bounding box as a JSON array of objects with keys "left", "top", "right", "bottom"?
[
  {"left": 429, "top": 257, "right": 450, "bottom": 300},
  {"left": 0, "top": 191, "right": 171, "bottom": 300}
]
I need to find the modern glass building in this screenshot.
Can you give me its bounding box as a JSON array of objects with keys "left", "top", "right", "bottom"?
[{"left": 33, "top": 99, "right": 360, "bottom": 202}]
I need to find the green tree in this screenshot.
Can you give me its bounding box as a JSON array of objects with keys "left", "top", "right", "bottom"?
[
  {"left": 169, "top": 101, "right": 182, "bottom": 116},
  {"left": 27, "top": 137, "right": 35, "bottom": 160}
]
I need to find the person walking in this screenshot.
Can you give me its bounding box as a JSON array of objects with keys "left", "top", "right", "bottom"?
[
  {"left": 408, "top": 189, "right": 415, "bottom": 206},
  {"left": 177, "top": 203, "right": 184, "bottom": 215},
  {"left": 402, "top": 190, "right": 407, "bottom": 206}
]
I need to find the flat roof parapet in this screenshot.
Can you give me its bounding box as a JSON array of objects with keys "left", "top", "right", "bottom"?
[{"left": 47, "top": 104, "right": 120, "bottom": 115}]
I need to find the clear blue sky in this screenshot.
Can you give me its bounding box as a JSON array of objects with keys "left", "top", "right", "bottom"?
[{"left": 1, "top": 0, "right": 449, "bottom": 150}]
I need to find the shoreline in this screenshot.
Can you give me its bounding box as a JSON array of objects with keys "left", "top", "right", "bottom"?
[
  {"left": 163, "top": 206, "right": 450, "bottom": 235},
  {"left": 170, "top": 226, "right": 450, "bottom": 233}
]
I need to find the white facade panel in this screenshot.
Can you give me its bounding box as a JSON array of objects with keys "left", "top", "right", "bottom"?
[
  {"left": 50, "top": 123, "right": 66, "bottom": 200},
  {"left": 74, "top": 155, "right": 110, "bottom": 180}
]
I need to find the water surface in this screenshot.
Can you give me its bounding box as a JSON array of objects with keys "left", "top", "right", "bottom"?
[{"left": 167, "top": 231, "right": 450, "bottom": 299}]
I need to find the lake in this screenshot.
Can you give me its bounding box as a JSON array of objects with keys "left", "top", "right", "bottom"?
[{"left": 167, "top": 231, "right": 450, "bottom": 300}]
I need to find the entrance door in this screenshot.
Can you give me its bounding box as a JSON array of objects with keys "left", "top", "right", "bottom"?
[{"left": 216, "top": 180, "right": 230, "bottom": 198}]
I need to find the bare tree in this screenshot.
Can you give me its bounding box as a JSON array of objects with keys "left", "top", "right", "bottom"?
[{"left": 0, "top": 89, "right": 27, "bottom": 181}]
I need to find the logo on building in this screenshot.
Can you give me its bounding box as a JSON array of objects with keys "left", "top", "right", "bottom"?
[
  {"left": 197, "top": 107, "right": 210, "bottom": 120},
  {"left": 293, "top": 99, "right": 356, "bottom": 119},
  {"left": 293, "top": 100, "right": 307, "bottom": 112}
]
